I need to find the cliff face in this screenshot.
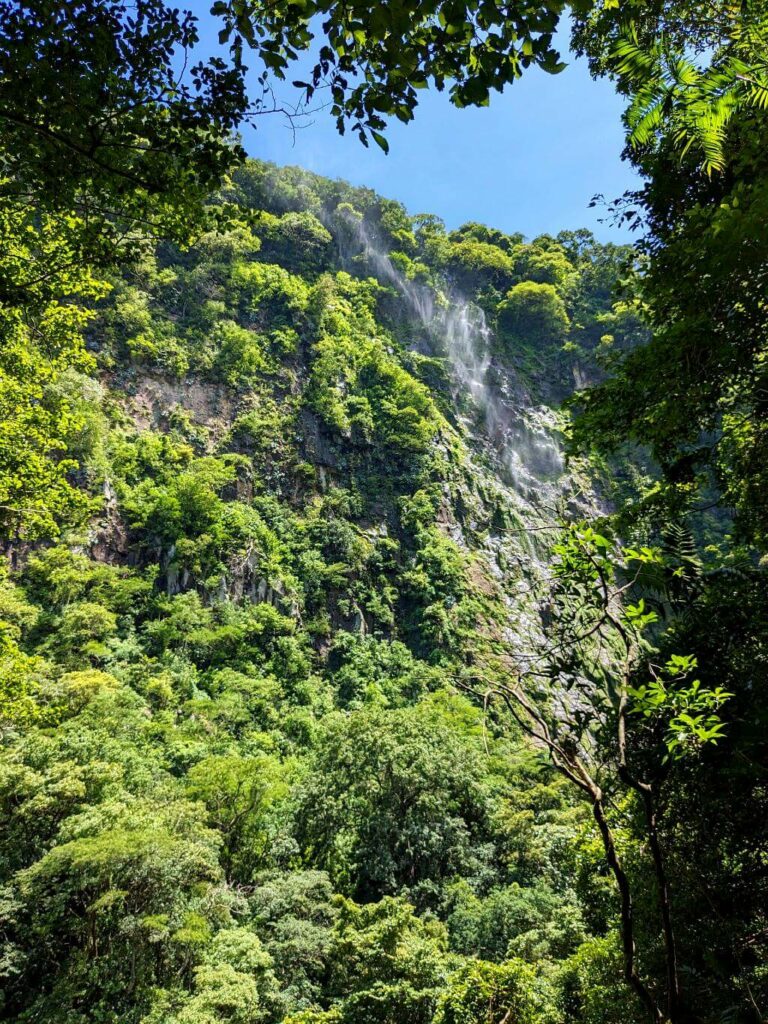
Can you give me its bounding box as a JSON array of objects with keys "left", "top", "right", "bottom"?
[
  {"left": 0, "top": 160, "right": 644, "bottom": 1023},
  {"left": 87, "top": 160, "right": 630, "bottom": 666}
]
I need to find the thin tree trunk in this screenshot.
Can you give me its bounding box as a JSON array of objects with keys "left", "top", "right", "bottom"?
[
  {"left": 617, "top": 695, "right": 680, "bottom": 1021},
  {"left": 498, "top": 685, "right": 667, "bottom": 1023},
  {"left": 642, "top": 788, "right": 680, "bottom": 1021},
  {"left": 591, "top": 791, "right": 665, "bottom": 1024}
]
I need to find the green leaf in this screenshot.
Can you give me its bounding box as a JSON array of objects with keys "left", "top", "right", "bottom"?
[{"left": 370, "top": 130, "right": 390, "bottom": 154}]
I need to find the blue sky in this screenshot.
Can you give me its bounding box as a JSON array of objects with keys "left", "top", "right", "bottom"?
[{"left": 189, "top": 6, "right": 640, "bottom": 241}]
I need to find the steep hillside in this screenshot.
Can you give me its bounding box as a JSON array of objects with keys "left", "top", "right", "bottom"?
[{"left": 0, "top": 161, "right": 643, "bottom": 1024}]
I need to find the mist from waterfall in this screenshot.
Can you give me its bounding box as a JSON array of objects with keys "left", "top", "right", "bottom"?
[{"left": 331, "top": 207, "right": 569, "bottom": 507}]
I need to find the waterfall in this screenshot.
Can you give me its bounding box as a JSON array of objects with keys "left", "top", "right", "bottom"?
[
  {"left": 331, "top": 206, "right": 577, "bottom": 512},
  {"left": 322, "top": 204, "right": 607, "bottom": 675}
]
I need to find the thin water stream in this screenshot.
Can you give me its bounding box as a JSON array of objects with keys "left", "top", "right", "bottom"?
[{"left": 333, "top": 208, "right": 575, "bottom": 513}]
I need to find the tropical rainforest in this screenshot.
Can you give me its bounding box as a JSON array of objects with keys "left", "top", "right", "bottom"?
[{"left": 0, "top": 3, "right": 766, "bottom": 1024}]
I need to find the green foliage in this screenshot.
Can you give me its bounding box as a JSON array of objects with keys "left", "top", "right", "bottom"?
[
  {"left": 611, "top": 22, "right": 768, "bottom": 175},
  {"left": 0, "top": 630, "right": 48, "bottom": 732},
  {"left": 142, "top": 929, "right": 282, "bottom": 1024},
  {"left": 498, "top": 282, "right": 569, "bottom": 350},
  {"left": 256, "top": 211, "right": 334, "bottom": 276},
  {"left": 547, "top": 526, "right": 734, "bottom": 766},
  {"left": 232, "top": 260, "right": 310, "bottom": 328},
  {"left": 561, "top": 934, "right": 638, "bottom": 1024},
  {"left": 293, "top": 702, "right": 497, "bottom": 903},
  {"left": 629, "top": 657, "right": 733, "bottom": 760},
  {"left": 306, "top": 273, "right": 441, "bottom": 453},
  {"left": 318, "top": 895, "right": 451, "bottom": 1024},
  {"left": 0, "top": 204, "right": 107, "bottom": 539},
  {"left": 448, "top": 881, "right": 586, "bottom": 964},
  {"left": 560, "top": 12, "right": 768, "bottom": 1012},
  {"left": 514, "top": 243, "right": 575, "bottom": 293},
  {"left": 329, "top": 632, "right": 444, "bottom": 707},
  {"left": 433, "top": 959, "right": 543, "bottom": 1024},
  {"left": 220, "top": 0, "right": 568, "bottom": 148},
  {"left": 442, "top": 238, "right": 516, "bottom": 292},
  {"left": 0, "top": 0, "right": 249, "bottom": 258},
  {"left": 4, "top": 796, "right": 229, "bottom": 1020},
  {"left": 0, "top": 153, "right": 646, "bottom": 1018},
  {"left": 249, "top": 870, "right": 337, "bottom": 1011},
  {"left": 186, "top": 752, "right": 288, "bottom": 878}
]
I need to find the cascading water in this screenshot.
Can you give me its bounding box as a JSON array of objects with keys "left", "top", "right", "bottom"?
[
  {"left": 328, "top": 205, "right": 606, "bottom": 664},
  {"left": 332, "top": 206, "right": 581, "bottom": 515}
]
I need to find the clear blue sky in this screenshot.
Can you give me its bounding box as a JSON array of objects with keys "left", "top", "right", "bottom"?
[{"left": 189, "top": 6, "right": 640, "bottom": 241}]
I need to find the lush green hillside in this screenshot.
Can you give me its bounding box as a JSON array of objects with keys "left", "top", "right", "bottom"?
[
  {"left": 0, "top": 160, "right": 642, "bottom": 1023},
  {"left": 4, "top": 2, "right": 768, "bottom": 1021},
  {"left": 3, "top": 154, "right": 765, "bottom": 1024}
]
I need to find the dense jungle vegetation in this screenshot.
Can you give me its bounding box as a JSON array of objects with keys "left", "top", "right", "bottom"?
[{"left": 0, "top": 3, "right": 766, "bottom": 1024}]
